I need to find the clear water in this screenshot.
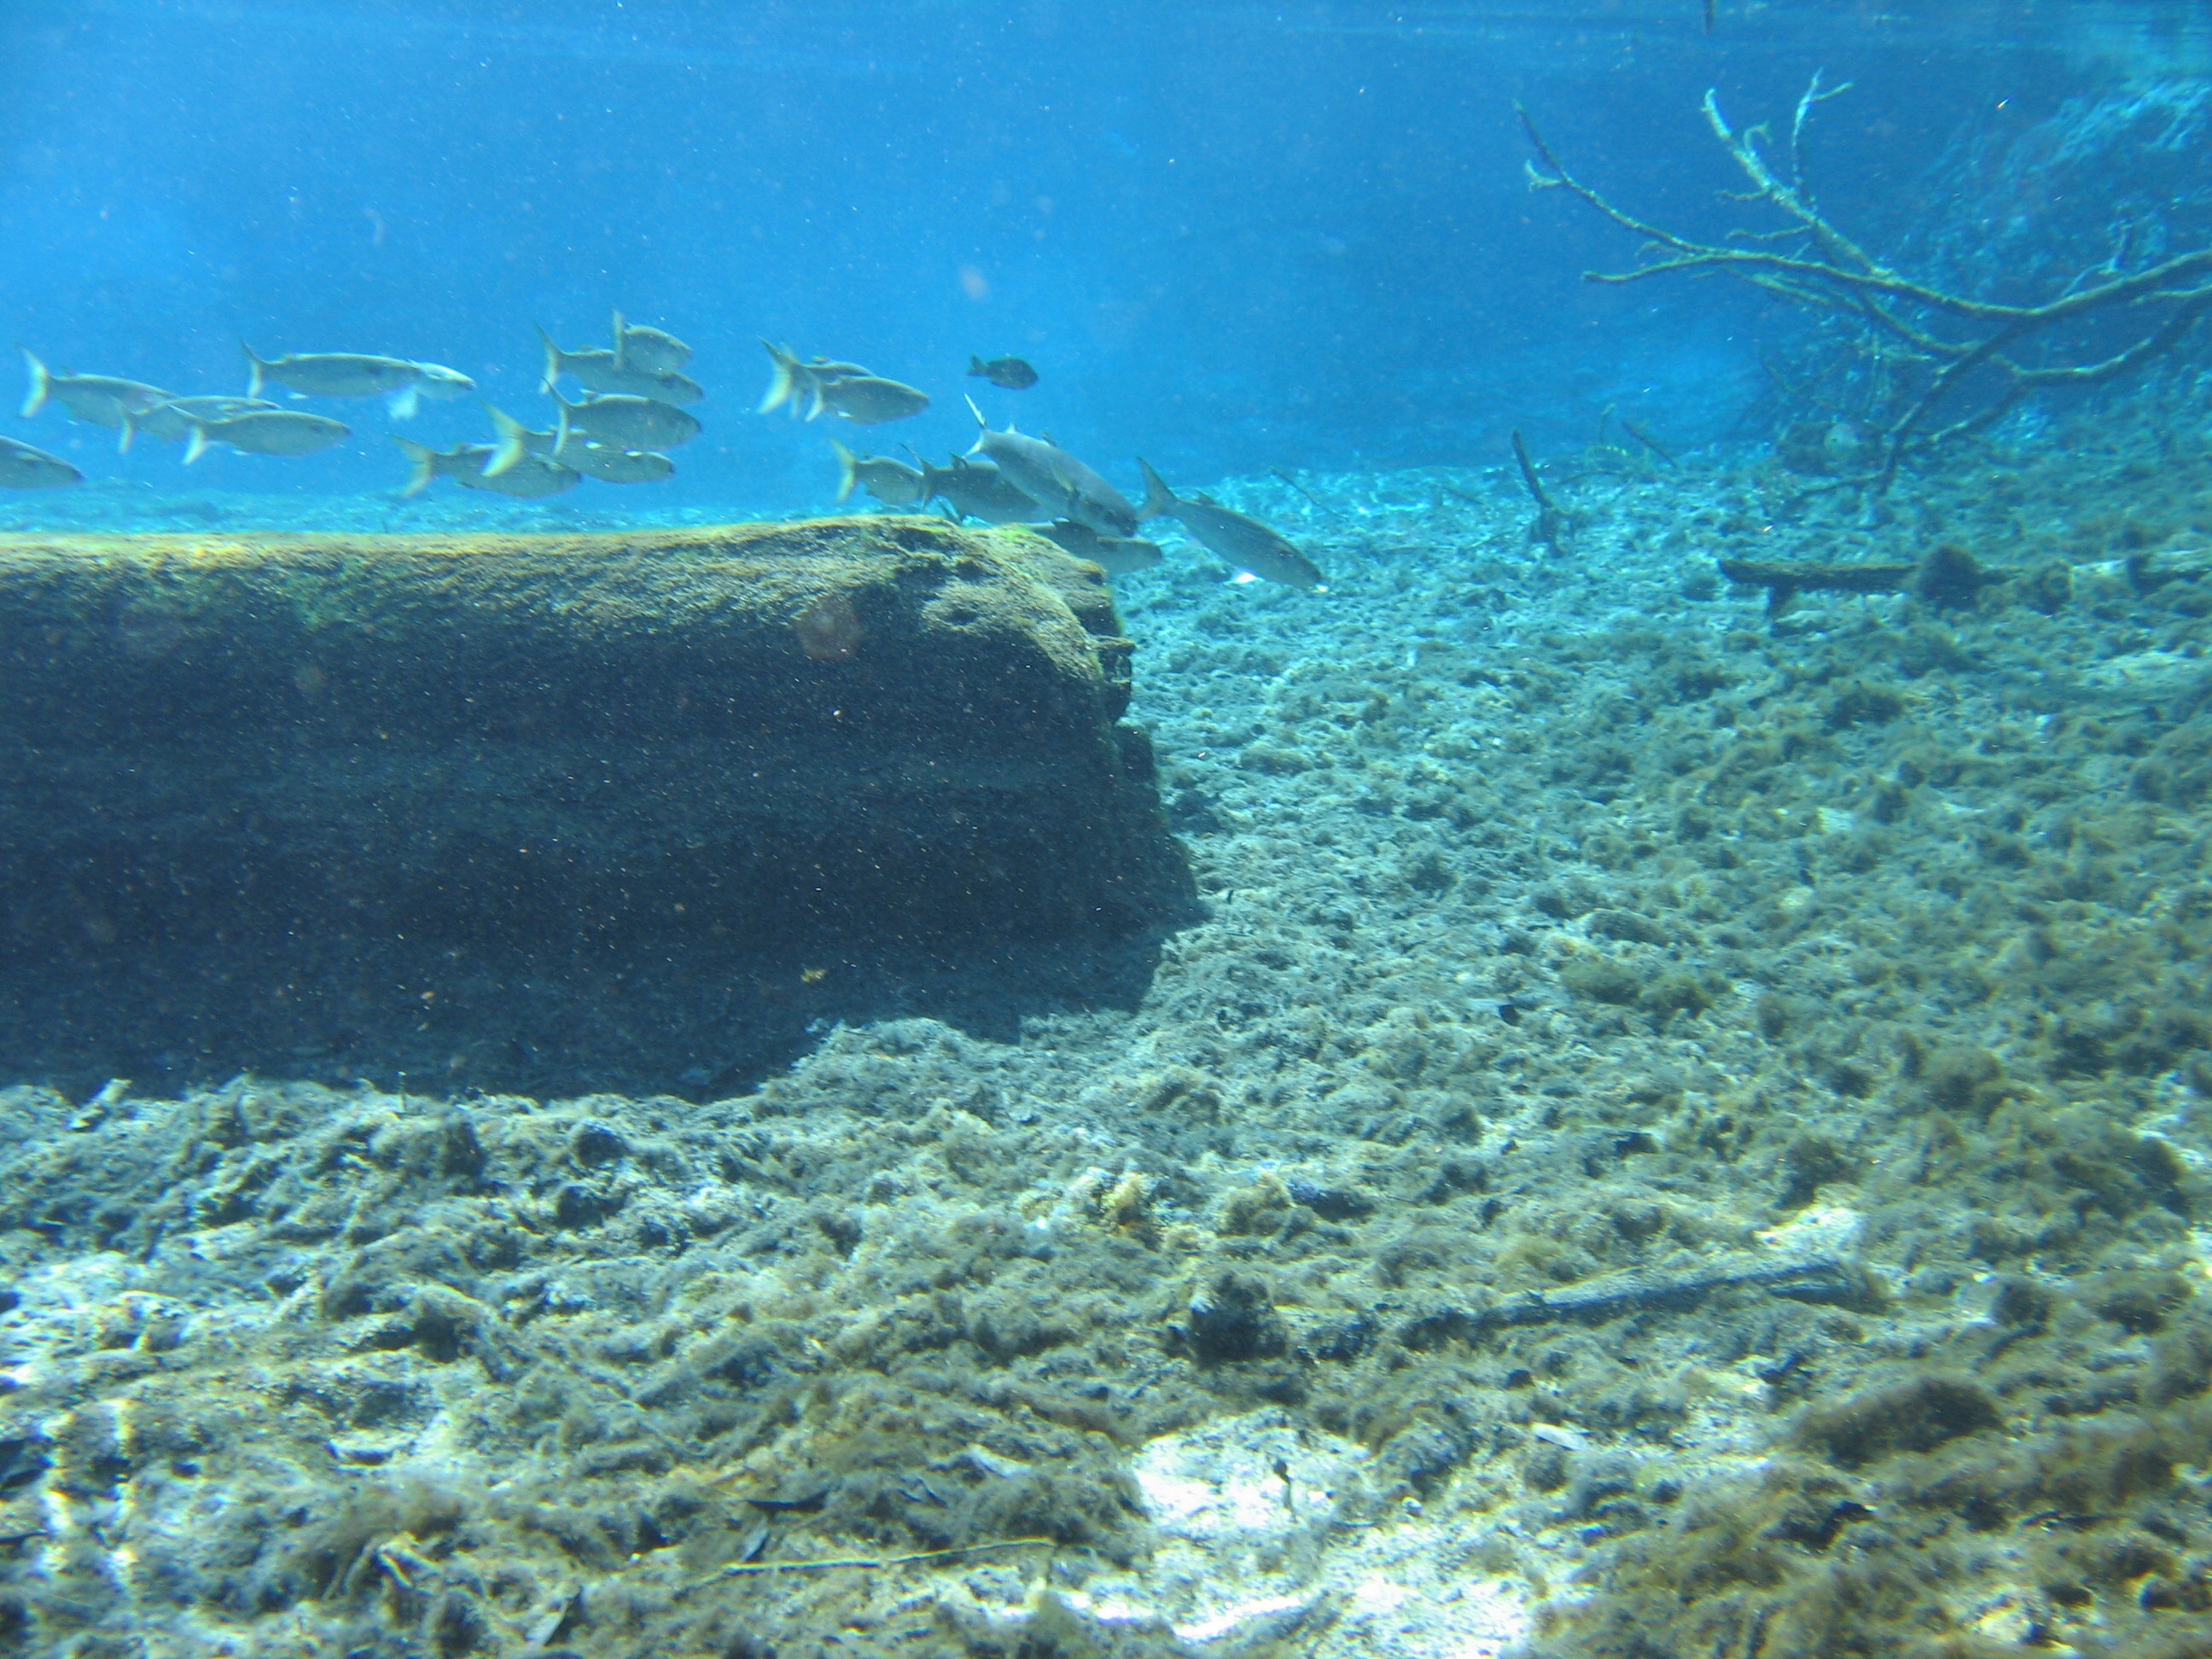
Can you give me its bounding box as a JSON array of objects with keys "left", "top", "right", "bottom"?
[{"left": 5, "top": 0, "right": 2203, "bottom": 515}]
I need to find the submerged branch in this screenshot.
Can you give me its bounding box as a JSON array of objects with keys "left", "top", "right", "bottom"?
[
  {"left": 1522, "top": 84, "right": 2212, "bottom": 487},
  {"left": 1511, "top": 427, "right": 1569, "bottom": 549}
]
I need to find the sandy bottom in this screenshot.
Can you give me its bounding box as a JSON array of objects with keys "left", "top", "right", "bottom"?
[{"left": 3, "top": 417, "right": 2211, "bottom": 1657}]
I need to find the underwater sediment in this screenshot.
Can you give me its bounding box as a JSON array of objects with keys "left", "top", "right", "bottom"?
[
  {"left": 0, "top": 411, "right": 2209, "bottom": 1657},
  {"left": 0, "top": 517, "right": 1192, "bottom": 1096}
]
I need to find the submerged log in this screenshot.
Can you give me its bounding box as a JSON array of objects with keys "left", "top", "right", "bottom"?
[
  {"left": 1717, "top": 556, "right": 1917, "bottom": 611},
  {"left": 1719, "top": 544, "right": 2005, "bottom": 615},
  {"left": 0, "top": 517, "right": 1194, "bottom": 1091}
]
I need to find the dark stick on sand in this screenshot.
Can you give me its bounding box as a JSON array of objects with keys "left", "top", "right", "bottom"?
[
  {"left": 1619, "top": 416, "right": 1677, "bottom": 465},
  {"left": 1399, "top": 1254, "right": 1871, "bottom": 1349},
  {"left": 1718, "top": 556, "right": 1916, "bottom": 617},
  {"left": 1511, "top": 428, "right": 1569, "bottom": 550},
  {"left": 1271, "top": 468, "right": 1341, "bottom": 521},
  {"left": 1720, "top": 544, "right": 2001, "bottom": 617}
]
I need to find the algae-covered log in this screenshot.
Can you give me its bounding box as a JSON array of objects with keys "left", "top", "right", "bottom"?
[{"left": 0, "top": 516, "right": 1192, "bottom": 1091}]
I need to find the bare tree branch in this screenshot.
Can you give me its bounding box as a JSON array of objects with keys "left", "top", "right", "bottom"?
[{"left": 1520, "top": 85, "right": 2212, "bottom": 487}]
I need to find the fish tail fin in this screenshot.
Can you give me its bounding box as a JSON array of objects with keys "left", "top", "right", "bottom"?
[
  {"left": 759, "top": 340, "right": 801, "bottom": 415},
  {"left": 1138, "top": 457, "right": 1178, "bottom": 521},
  {"left": 535, "top": 323, "right": 562, "bottom": 394},
  {"left": 830, "top": 438, "right": 859, "bottom": 505},
  {"left": 969, "top": 356, "right": 987, "bottom": 375},
  {"left": 393, "top": 435, "right": 437, "bottom": 496},
  {"left": 554, "top": 399, "right": 574, "bottom": 457},
  {"left": 963, "top": 394, "right": 991, "bottom": 453},
  {"left": 240, "top": 340, "right": 268, "bottom": 399},
  {"left": 611, "top": 307, "right": 627, "bottom": 368},
  {"left": 386, "top": 385, "right": 420, "bottom": 422},
  {"left": 19, "top": 346, "right": 49, "bottom": 417},
  {"left": 484, "top": 405, "right": 529, "bottom": 477},
  {"left": 118, "top": 411, "right": 139, "bottom": 454},
  {"left": 183, "top": 422, "right": 211, "bottom": 465}
]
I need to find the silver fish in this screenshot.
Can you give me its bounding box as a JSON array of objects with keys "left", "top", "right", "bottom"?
[
  {"left": 830, "top": 439, "right": 926, "bottom": 506},
  {"left": 465, "top": 449, "right": 580, "bottom": 498},
  {"left": 1138, "top": 457, "right": 1324, "bottom": 590},
  {"left": 1029, "top": 519, "right": 1164, "bottom": 578},
  {"left": 397, "top": 363, "right": 476, "bottom": 419},
  {"left": 917, "top": 454, "right": 1042, "bottom": 524},
  {"left": 547, "top": 402, "right": 673, "bottom": 483},
  {"left": 407, "top": 430, "right": 579, "bottom": 498},
  {"left": 561, "top": 441, "right": 672, "bottom": 485},
  {"left": 393, "top": 437, "right": 501, "bottom": 497},
  {"left": 538, "top": 324, "right": 702, "bottom": 402},
  {"left": 818, "top": 375, "right": 928, "bottom": 426},
  {"left": 545, "top": 387, "right": 700, "bottom": 451},
  {"left": 758, "top": 341, "right": 872, "bottom": 420},
  {"left": 20, "top": 349, "right": 170, "bottom": 428},
  {"left": 613, "top": 309, "right": 691, "bottom": 375},
  {"left": 0, "top": 434, "right": 83, "bottom": 489},
  {"left": 120, "top": 395, "right": 278, "bottom": 451},
  {"left": 183, "top": 410, "right": 350, "bottom": 463},
  {"left": 242, "top": 343, "right": 474, "bottom": 419},
  {"left": 486, "top": 400, "right": 676, "bottom": 485},
  {"left": 967, "top": 401, "right": 1138, "bottom": 536}
]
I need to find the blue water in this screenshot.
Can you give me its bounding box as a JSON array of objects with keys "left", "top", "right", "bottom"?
[{"left": 6, "top": 1, "right": 2200, "bottom": 518}]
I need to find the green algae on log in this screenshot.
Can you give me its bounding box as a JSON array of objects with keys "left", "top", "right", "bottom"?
[{"left": 0, "top": 517, "right": 1193, "bottom": 1077}]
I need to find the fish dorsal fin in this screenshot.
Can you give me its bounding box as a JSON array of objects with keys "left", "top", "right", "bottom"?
[
  {"left": 964, "top": 396, "right": 992, "bottom": 455},
  {"left": 1196, "top": 492, "right": 1220, "bottom": 505},
  {"left": 1041, "top": 430, "right": 1056, "bottom": 446}
]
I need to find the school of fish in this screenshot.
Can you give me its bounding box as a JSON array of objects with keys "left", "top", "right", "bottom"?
[
  {"left": 791, "top": 346, "right": 1323, "bottom": 588},
  {"left": 7, "top": 322, "right": 1324, "bottom": 588}
]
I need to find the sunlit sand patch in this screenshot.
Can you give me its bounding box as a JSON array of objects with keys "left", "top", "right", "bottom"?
[{"left": 1046, "top": 1412, "right": 1534, "bottom": 1659}]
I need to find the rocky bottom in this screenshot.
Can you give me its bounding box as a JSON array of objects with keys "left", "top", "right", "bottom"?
[{"left": 3, "top": 409, "right": 2212, "bottom": 1658}]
